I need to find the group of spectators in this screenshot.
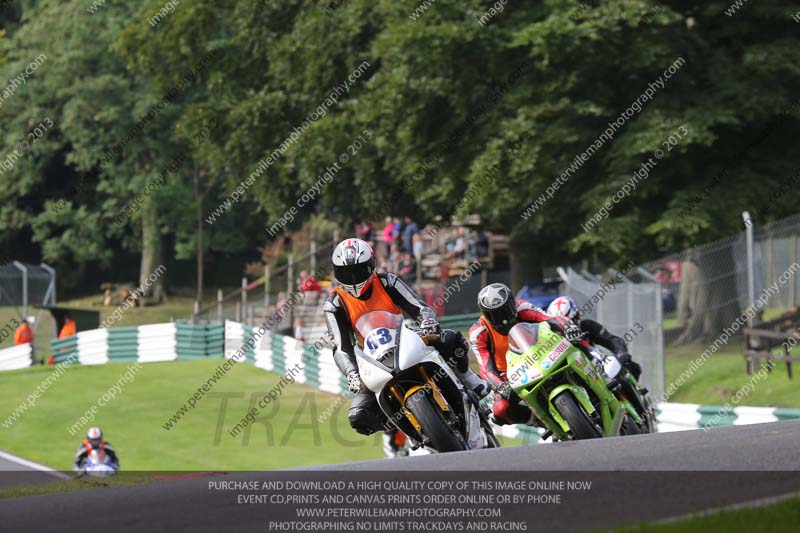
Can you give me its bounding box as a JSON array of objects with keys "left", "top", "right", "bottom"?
[
  {"left": 353, "top": 218, "right": 492, "bottom": 285},
  {"left": 275, "top": 218, "right": 491, "bottom": 312},
  {"left": 440, "top": 226, "right": 490, "bottom": 263},
  {"left": 356, "top": 217, "right": 424, "bottom": 284}
]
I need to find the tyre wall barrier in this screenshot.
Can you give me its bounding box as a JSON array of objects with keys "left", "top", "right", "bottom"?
[
  {"left": 49, "top": 323, "right": 224, "bottom": 365},
  {"left": 0, "top": 343, "right": 33, "bottom": 371}
]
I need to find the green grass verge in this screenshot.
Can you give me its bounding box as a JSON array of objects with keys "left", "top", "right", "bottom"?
[
  {"left": 51, "top": 293, "right": 201, "bottom": 327},
  {"left": 621, "top": 496, "right": 800, "bottom": 532},
  {"left": 664, "top": 340, "right": 800, "bottom": 407},
  {"left": 0, "top": 360, "right": 521, "bottom": 478},
  {"left": 0, "top": 473, "right": 162, "bottom": 499}
]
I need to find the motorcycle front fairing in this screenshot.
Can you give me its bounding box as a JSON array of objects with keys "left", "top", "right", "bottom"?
[{"left": 352, "top": 311, "right": 484, "bottom": 449}]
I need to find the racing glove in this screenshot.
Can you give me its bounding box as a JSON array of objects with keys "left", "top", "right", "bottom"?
[
  {"left": 565, "top": 324, "right": 587, "bottom": 343},
  {"left": 347, "top": 371, "right": 363, "bottom": 394},
  {"left": 495, "top": 381, "right": 513, "bottom": 400},
  {"left": 617, "top": 352, "right": 642, "bottom": 381},
  {"left": 419, "top": 317, "right": 441, "bottom": 336}
]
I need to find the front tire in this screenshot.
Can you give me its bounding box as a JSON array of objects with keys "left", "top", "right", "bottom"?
[
  {"left": 405, "top": 389, "right": 467, "bottom": 453},
  {"left": 553, "top": 392, "right": 602, "bottom": 440},
  {"left": 621, "top": 415, "right": 641, "bottom": 436}
]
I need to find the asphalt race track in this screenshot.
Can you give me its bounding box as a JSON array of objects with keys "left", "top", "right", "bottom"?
[
  {"left": 0, "top": 450, "right": 70, "bottom": 489},
  {"left": 1, "top": 421, "right": 799, "bottom": 532}
]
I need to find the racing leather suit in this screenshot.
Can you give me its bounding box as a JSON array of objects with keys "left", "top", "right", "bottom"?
[
  {"left": 469, "top": 301, "right": 570, "bottom": 425},
  {"left": 324, "top": 272, "right": 471, "bottom": 435}
]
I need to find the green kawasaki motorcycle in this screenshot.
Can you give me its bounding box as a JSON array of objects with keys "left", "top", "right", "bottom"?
[{"left": 505, "top": 321, "right": 654, "bottom": 441}]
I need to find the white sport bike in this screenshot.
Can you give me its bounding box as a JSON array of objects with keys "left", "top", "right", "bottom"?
[
  {"left": 78, "top": 449, "right": 118, "bottom": 477},
  {"left": 353, "top": 310, "right": 499, "bottom": 453}
]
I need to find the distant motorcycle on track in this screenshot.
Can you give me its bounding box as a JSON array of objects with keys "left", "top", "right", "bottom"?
[{"left": 77, "top": 449, "right": 119, "bottom": 478}]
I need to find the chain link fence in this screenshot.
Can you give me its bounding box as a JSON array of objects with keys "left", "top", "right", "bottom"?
[
  {"left": 641, "top": 213, "right": 800, "bottom": 348},
  {"left": 0, "top": 262, "right": 56, "bottom": 311},
  {"left": 558, "top": 267, "right": 665, "bottom": 399}
]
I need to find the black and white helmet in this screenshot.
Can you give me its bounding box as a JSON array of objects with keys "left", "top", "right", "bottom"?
[
  {"left": 477, "top": 283, "right": 517, "bottom": 335},
  {"left": 332, "top": 238, "right": 375, "bottom": 298},
  {"left": 86, "top": 426, "right": 103, "bottom": 448}
]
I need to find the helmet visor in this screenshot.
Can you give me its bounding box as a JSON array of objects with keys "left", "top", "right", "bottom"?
[
  {"left": 334, "top": 261, "right": 374, "bottom": 288},
  {"left": 482, "top": 298, "right": 517, "bottom": 334}
]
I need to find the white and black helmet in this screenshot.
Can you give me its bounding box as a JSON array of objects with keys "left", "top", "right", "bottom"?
[
  {"left": 86, "top": 426, "right": 103, "bottom": 448},
  {"left": 477, "top": 283, "right": 517, "bottom": 334},
  {"left": 332, "top": 238, "right": 375, "bottom": 298},
  {"left": 547, "top": 296, "right": 581, "bottom": 323}
]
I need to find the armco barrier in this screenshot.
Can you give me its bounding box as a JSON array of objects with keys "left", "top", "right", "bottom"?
[
  {"left": 437, "top": 312, "right": 480, "bottom": 332},
  {"left": 29, "top": 320, "right": 800, "bottom": 441},
  {"left": 0, "top": 343, "right": 33, "bottom": 371}
]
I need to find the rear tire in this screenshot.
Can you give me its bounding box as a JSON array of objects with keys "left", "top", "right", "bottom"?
[
  {"left": 553, "top": 392, "right": 602, "bottom": 440},
  {"left": 405, "top": 389, "right": 467, "bottom": 453}
]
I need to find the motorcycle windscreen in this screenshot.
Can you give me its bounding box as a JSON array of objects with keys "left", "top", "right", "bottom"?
[
  {"left": 88, "top": 449, "right": 107, "bottom": 464},
  {"left": 506, "top": 322, "right": 572, "bottom": 388},
  {"left": 355, "top": 310, "right": 401, "bottom": 367},
  {"left": 506, "top": 323, "right": 542, "bottom": 388}
]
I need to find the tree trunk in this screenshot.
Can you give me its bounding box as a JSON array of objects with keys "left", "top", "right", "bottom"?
[
  {"left": 140, "top": 198, "right": 164, "bottom": 305},
  {"left": 676, "top": 246, "right": 741, "bottom": 344},
  {"left": 675, "top": 260, "right": 699, "bottom": 329},
  {"left": 194, "top": 167, "right": 204, "bottom": 305}
]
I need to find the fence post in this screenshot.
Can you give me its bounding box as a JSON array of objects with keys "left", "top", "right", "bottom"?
[
  {"left": 287, "top": 253, "right": 295, "bottom": 329},
  {"left": 12, "top": 261, "right": 28, "bottom": 318},
  {"left": 241, "top": 277, "right": 247, "bottom": 322},
  {"left": 217, "top": 289, "right": 223, "bottom": 322},
  {"left": 743, "top": 211, "right": 755, "bottom": 328},
  {"left": 235, "top": 302, "right": 241, "bottom": 322},
  {"left": 40, "top": 262, "right": 56, "bottom": 306},
  {"left": 310, "top": 241, "right": 317, "bottom": 274},
  {"left": 766, "top": 236, "right": 774, "bottom": 308},
  {"left": 627, "top": 278, "right": 634, "bottom": 336},
  {"left": 482, "top": 243, "right": 493, "bottom": 288},
  {"left": 792, "top": 238, "right": 798, "bottom": 309},
  {"left": 192, "top": 300, "right": 200, "bottom": 324},
  {"left": 264, "top": 264, "right": 270, "bottom": 313}
]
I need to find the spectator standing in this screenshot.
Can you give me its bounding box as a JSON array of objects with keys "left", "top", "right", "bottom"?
[
  {"left": 471, "top": 229, "right": 489, "bottom": 260},
  {"left": 398, "top": 252, "right": 417, "bottom": 284},
  {"left": 299, "top": 270, "right": 322, "bottom": 294},
  {"left": 381, "top": 217, "right": 395, "bottom": 261},
  {"left": 412, "top": 233, "right": 424, "bottom": 264},
  {"left": 355, "top": 219, "right": 373, "bottom": 243},
  {"left": 453, "top": 226, "right": 467, "bottom": 259},
  {"left": 403, "top": 216, "right": 419, "bottom": 253},
  {"left": 387, "top": 243, "right": 402, "bottom": 272},
  {"left": 299, "top": 270, "right": 322, "bottom": 304},
  {"left": 391, "top": 217, "right": 406, "bottom": 248}
]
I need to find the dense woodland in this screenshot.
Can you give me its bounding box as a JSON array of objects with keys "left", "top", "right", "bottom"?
[{"left": 1, "top": 0, "right": 798, "bottom": 300}]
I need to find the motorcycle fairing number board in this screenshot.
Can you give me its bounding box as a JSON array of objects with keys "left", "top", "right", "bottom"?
[{"left": 364, "top": 327, "right": 395, "bottom": 358}]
